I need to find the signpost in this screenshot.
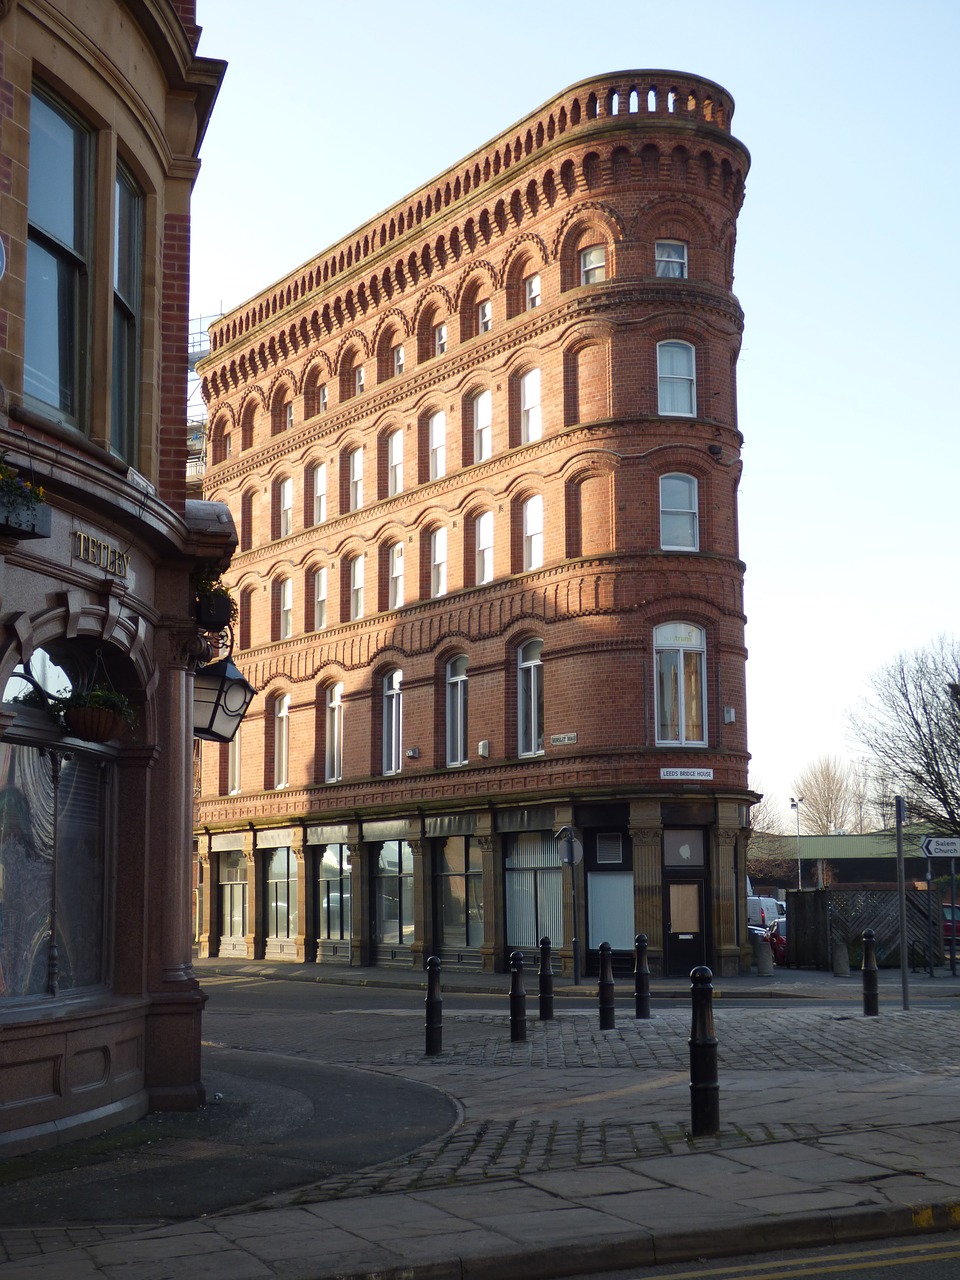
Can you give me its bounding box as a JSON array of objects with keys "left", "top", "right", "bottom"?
[{"left": 920, "top": 837, "right": 960, "bottom": 977}]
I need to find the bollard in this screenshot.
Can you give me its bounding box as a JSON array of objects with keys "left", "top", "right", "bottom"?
[
  {"left": 509, "top": 951, "right": 527, "bottom": 1042},
  {"left": 634, "top": 933, "right": 651, "bottom": 1019},
  {"left": 425, "top": 955, "right": 442, "bottom": 1056},
  {"left": 862, "top": 928, "right": 879, "bottom": 1017},
  {"left": 599, "top": 941, "right": 616, "bottom": 1030},
  {"left": 689, "top": 966, "right": 720, "bottom": 1137},
  {"left": 538, "top": 936, "right": 554, "bottom": 1021}
]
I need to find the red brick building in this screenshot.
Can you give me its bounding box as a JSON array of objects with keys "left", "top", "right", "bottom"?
[
  {"left": 0, "top": 1, "right": 227, "bottom": 1151},
  {"left": 195, "top": 71, "right": 755, "bottom": 978}
]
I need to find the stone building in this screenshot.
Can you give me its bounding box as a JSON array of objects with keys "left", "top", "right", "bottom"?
[
  {"left": 195, "top": 71, "right": 756, "bottom": 979},
  {"left": 0, "top": 1, "right": 228, "bottom": 1151}
]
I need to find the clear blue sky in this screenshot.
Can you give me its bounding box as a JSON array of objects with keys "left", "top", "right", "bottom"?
[{"left": 190, "top": 0, "right": 960, "bottom": 823}]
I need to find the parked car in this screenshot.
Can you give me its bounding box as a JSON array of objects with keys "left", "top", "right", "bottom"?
[
  {"left": 768, "top": 916, "right": 786, "bottom": 965},
  {"left": 944, "top": 903, "right": 959, "bottom": 949},
  {"left": 747, "top": 895, "right": 782, "bottom": 929}
]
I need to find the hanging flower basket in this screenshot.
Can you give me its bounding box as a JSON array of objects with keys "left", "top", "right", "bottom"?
[
  {"left": 195, "top": 591, "right": 233, "bottom": 631},
  {"left": 0, "top": 495, "right": 51, "bottom": 540},
  {"left": 63, "top": 704, "right": 128, "bottom": 742}
]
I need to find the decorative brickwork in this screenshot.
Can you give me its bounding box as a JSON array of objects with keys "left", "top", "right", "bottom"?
[{"left": 197, "top": 71, "right": 755, "bottom": 978}]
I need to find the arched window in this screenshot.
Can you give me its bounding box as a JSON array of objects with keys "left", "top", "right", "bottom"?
[
  {"left": 430, "top": 526, "right": 448, "bottom": 597},
  {"left": 654, "top": 623, "right": 706, "bottom": 746},
  {"left": 518, "top": 639, "right": 544, "bottom": 757},
  {"left": 277, "top": 576, "right": 293, "bottom": 640},
  {"left": 389, "top": 541, "right": 404, "bottom": 609},
  {"left": 579, "top": 244, "right": 606, "bottom": 284},
  {"left": 522, "top": 494, "right": 543, "bottom": 570},
  {"left": 660, "top": 474, "right": 699, "bottom": 550},
  {"left": 278, "top": 477, "right": 293, "bottom": 537},
  {"left": 344, "top": 446, "right": 363, "bottom": 511},
  {"left": 306, "top": 462, "right": 327, "bottom": 526},
  {"left": 446, "top": 655, "right": 469, "bottom": 767},
  {"left": 274, "top": 694, "right": 290, "bottom": 788},
  {"left": 382, "top": 669, "right": 403, "bottom": 775},
  {"left": 657, "top": 341, "right": 696, "bottom": 416},
  {"left": 472, "top": 389, "right": 492, "bottom": 463},
  {"left": 346, "top": 555, "right": 364, "bottom": 621},
  {"left": 387, "top": 429, "right": 404, "bottom": 496},
  {"left": 312, "top": 566, "right": 328, "bottom": 630},
  {"left": 520, "top": 369, "right": 541, "bottom": 443},
  {"left": 325, "top": 682, "right": 343, "bottom": 782},
  {"left": 428, "top": 411, "right": 446, "bottom": 480},
  {"left": 475, "top": 510, "right": 494, "bottom": 584}
]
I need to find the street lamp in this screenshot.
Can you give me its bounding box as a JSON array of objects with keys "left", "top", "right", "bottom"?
[{"left": 790, "top": 796, "right": 804, "bottom": 890}]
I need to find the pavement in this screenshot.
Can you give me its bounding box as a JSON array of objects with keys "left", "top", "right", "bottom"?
[{"left": 1, "top": 959, "right": 960, "bottom": 1279}]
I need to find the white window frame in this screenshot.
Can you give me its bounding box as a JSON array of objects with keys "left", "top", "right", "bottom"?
[
  {"left": 349, "top": 447, "right": 363, "bottom": 510},
  {"left": 382, "top": 669, "right": 403, "bottom": 775},
  {"left": 431, "top": 526, "right": 447, "bottom": 597},
  {"left": 389, "top": 541, "right": 404, "bottom": 609},
  {"left": 655, "top": 240, "right": 688, "bottom": 279},
  {"left": 274, "top": 694, "right": 290, "bottom": 788},
  {"left": 319, "top": 383, "right": 328, "bottom": 413},
  {"left": 524, "top": 273, "right": 541, "bottom": 310},
  {"left": 520, "top": 368, "right": 541, "bottom": 443},
  {"left": 475, "top": 510, "right": 494, "bottom": 585},
  {"left": 523, "top": 494, "right": 544, "bottom": 571},
  {"left": 518, "top": 639, "right": 544, "bottom": 757},
  {"left": 477, "top": 298, "right": 492, "bottom": 333},
  {"left": 434, "top": 321, "right": 447, "bottom": 356},
  {"left": 654, "top": 623, "right": 706, "bottom": 747},
  {"left": 428, "top": 410, "right": 446, "bottom": 480},
  {"left": 314, "top": 565, "right": 328, "bottom": 630},
  {"left": 354, "top": 364, "right": 365, "bottom": 395},
  {"left": 313, "top": 462, "right": 327, "bottom": 524},
  {"left": 349, "top": 555, "right": 364, "bottom": 620},
  {"left": 325, "top": 682, "right": 343, "bottom": 782},
  {"left": 392, "top": 343, "right": 405, "bottom": 376},
  {"left": 473, "top": 390, "right": 492, "bottom": 462},
  {"left": 279, "top": 576, "right": 293, "bottom": 639},
  {"left": 387, "top": 429, "right": 404, "bottom": 496},
  {"left": 659, "top": 473, "right": 699, "bottom": 551},
  {"left": 579, "top": 244, "right": 606, "bottom": 285},
  {"left": 285, "top": 401, "right": 294, "bottom": 430},
  {"left": 446, "top": 655, "right": 469, "bottom": 767},
  {"left": 279, "top": 476, "right": 293, "bottom": 537},
  {"left": 657, "top": 341, "right": 696, "bottom": 416}
]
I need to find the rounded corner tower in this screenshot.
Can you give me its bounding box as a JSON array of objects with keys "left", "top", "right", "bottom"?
[{"left": 197, "top": 70, "right": 754, "bottom": 979}]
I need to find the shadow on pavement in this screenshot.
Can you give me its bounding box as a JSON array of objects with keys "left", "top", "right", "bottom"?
[{"left": 0, "top": 1045, "right": 459, "bottom": 1228}]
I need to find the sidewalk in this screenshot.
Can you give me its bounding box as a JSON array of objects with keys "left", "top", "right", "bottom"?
[{"left": 1, "top": 963, "right": 959, "bottom": 1279}]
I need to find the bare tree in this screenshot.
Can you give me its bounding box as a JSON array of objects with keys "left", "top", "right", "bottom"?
[
  {"left": 792, "top": 755, "right": 853, "bottom": 835},
  {"left": 850, "top": 636, "right": 960, "bottom": 833},
  {"left": 747, "top": 784, "right": 796, "bottom": 886},
  {"left": 848, "top": 758, "right": 880, "bottom": 833}
]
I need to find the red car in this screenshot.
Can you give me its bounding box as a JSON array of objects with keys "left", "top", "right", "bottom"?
[
  {"left": 944, "top": 904, "right": 959, "bottom": 949},
  {"left": 768, "top": 917, "right": 786, "bottom": 966}
]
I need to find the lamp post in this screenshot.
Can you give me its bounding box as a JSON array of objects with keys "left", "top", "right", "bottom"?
[{"left": 790, "top": 796, "right": 804, "bottom": 890}]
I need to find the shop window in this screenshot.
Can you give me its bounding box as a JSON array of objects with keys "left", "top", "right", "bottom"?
[
  {"left": 264, "top": 847, "right": 298, "bottom": 943},
  {"left": 219, "top": 852, "right": 247, "bottom": 949},
  {"left": 504, "top": 832, "right": 562, "bottom": 948},
  {"left": 374, "top": 840, "right": 414, "bottom": 947},
  {"left": 654, "top": 623, "right": 706, "bottom": 746},
  {"left": 316, "top": 843, "right": 351, "bottom": 940},
  {"left": 436, "top": 836, "right": 483, "bottom": 947}
]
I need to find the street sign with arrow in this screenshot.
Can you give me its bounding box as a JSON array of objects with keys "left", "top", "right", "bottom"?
[{"left": 920, "top": 836, "right": 960, "bottom": 858}]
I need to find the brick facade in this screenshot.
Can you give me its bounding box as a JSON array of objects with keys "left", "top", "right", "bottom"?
[{"left": 196, "top": 72, "right": 756, "bottom": 978}]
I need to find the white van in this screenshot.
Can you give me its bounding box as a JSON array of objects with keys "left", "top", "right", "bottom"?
[{"left": 747, "top": 895, "right": 782, "bottom": 928}]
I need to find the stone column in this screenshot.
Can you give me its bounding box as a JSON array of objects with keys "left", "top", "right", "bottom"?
[
  {"left": 715, "top": 801, "right": 745, "bottom": 976},
  {"left": 630, "top": 804, "right": 664, "bottom": 976},
  {"left": 197, "top": 846, "right": 215, "bottom": 959},
  {"left": 477, "top": 832, "right": 503, "bottom": 973},
  {"left": 296, "top": 828, "right": 316, "bottom": 963},
  {"left": 410, "top": 838, "right": 432, "bottom": 970},
  {"left": 347, "top": 834, "right": 369, "bottom": 967},
  {"left": 244, "top": 837, "right": 261, "bottom": 960}
]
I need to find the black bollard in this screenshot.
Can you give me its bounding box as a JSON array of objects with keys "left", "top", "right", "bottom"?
[
  {"left": 599, "top": 941, "right": 616, "bottom": 1029},
  {"left": 689, "top": 965, "right": 719, "bottom": 1137},
  {"left": 634, "top": 933, "right": 651, "bottom": 1019},
  {"left": 862, "top": 928, "right": 879, "bottom": 1017},
  {"left": 509, "top": 951, "right": 527, "bottom": 1042},
  {"left": 538, "top": 936, "right": 554, "bottom": 1020},
  {"left": 425, "top": 955, "right": 442, "bottom": 1056}
]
